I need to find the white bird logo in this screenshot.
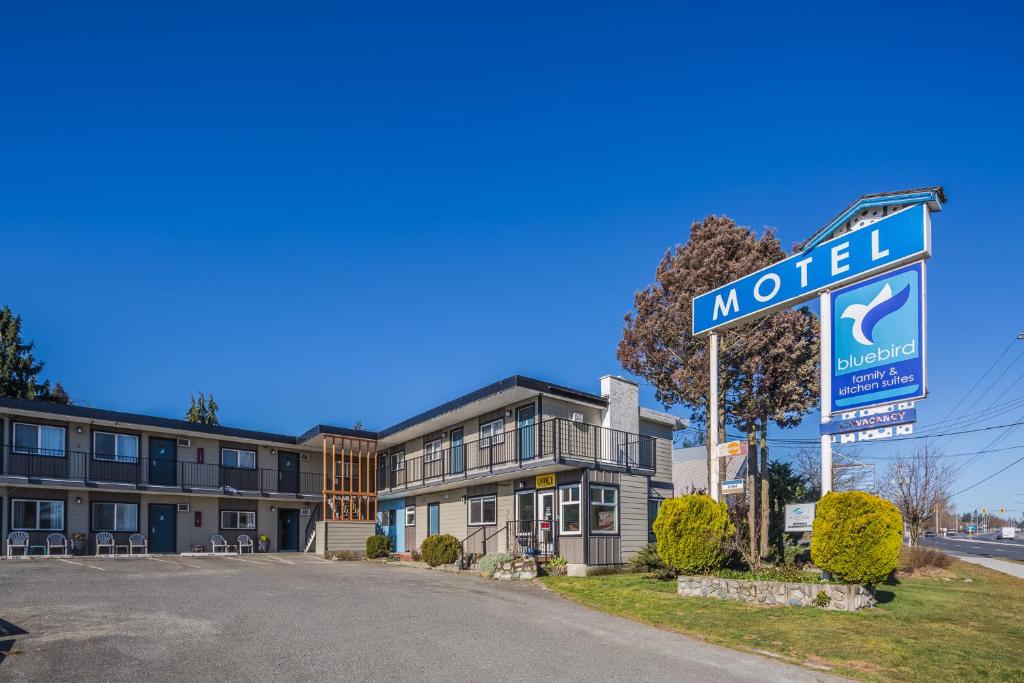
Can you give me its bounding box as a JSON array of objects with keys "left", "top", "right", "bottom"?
[{"left": 840, "top": 283, "right": 911, "bottom": 346}]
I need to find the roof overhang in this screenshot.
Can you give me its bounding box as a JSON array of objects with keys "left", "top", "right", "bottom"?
[{"left": 639, "top": 407, "right": 687, "bottom": 429}]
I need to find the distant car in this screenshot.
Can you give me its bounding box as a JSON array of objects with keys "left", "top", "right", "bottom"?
[
  {"left": 924, "top": 531, "right": 935, "bottom": 537},
  {"left": 997, "top": 527, "right": 1017, "bottom": 540},
  {"left": 946, "top": 531, "right": 957, "bottom": 537}
]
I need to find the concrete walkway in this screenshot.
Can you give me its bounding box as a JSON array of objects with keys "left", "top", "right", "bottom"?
[{"left": 951, "top": 553, "right": 1024, "bottom": 579}]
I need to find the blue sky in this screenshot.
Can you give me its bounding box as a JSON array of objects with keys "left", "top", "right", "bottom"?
[{"left": 1, "top": 2, "right": 1022, "bottom": 514}]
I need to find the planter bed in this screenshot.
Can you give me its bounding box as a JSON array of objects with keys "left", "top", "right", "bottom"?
[{"left": 677, "top": 575, "right": 876, "bottom": 611}]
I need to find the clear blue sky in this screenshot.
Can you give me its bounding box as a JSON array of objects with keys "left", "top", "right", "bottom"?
[{"left": 2, "top": 2, "right": 1021, "bottom": 514}]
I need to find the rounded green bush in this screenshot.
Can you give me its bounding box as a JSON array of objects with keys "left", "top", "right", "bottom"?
[
  {"left": 420, "top": 533, "right": 461, "bottom": 567},
  {"left": 811, "top": 491, "right": 902, "bottom": 585},
  {"left": 652, "top": 494, "right": 734, "bottom": 574},
  {"left": 365, "top": 534, "right": 391, "bottom": 559}
]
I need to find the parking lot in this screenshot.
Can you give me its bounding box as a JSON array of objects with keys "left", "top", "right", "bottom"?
[{"left": 0, "top": 555, "right": 837, "bottom": 682}]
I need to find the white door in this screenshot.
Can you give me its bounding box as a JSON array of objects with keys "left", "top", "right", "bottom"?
[{"left": 537, "top": 490, "right": 554, "bottom": 555}]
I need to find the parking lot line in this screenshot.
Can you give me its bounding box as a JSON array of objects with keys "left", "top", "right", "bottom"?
[
  {"left": 58, "top": 558, "right": 106, "bottom": 571},
  {"left": 262, "top": 555, "right": 294, "bottom": 564},
  {"left": 221, "top": 556, "right": 271, "bottom": 565},
  {"left": 146, "top": 556, "right": 173, "bottom": 563}
]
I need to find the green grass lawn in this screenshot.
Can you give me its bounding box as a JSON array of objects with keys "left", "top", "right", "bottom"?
[{"left": 540, "top": 561, "right": 1024, "bottom": 682}]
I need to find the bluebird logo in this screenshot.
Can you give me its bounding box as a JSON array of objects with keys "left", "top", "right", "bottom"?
[{"left": 840, "top": 283, "right": 911, "bottom": 346}]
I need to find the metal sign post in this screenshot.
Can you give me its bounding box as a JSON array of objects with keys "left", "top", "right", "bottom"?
[
  {"left": 820, "top": 290, "right": 833, "bottom": 495},
  {"left": 709, "top": 332, "right": 720, "bottom": 501}
]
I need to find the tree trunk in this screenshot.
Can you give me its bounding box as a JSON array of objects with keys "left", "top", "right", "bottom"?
[
  {"left": 746, "top": 430, "right": 758, "bottom": 561},
  {"left": 759, "top": 424, "right": 769, "bottom": 559}
]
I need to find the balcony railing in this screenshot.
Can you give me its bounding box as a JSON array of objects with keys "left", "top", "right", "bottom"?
[
  {"left": 377, "top": 418, "right": 655, "bottom": 492},
  {"left": 1, "top": 446, "right": 322, "bottom": 495}
]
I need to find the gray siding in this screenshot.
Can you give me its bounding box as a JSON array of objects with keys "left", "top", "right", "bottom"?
[
  {"left": 619, "top": 473, "right": 649, "bottom": 560},
  {"left": 316, "top": 520, "right": 374, "bottom": 556}
]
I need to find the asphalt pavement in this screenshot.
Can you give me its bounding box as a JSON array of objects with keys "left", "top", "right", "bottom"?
[
  {"left": 920, "top": 532, "right": 1024, "bottom": 562},
  {"left": 0, "top": 554, "right": 842, "bottom": 683}
]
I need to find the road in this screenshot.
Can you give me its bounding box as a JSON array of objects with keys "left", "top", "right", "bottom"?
[
  {"left": 0, "top": 555, "right": 841, "bottom": 682},
  {"left": 920, "top": 532, "right": 1024, "bottom": 562}
]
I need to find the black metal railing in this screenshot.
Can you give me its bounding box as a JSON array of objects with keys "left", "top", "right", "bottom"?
[
  {"left": 1, "top": 445, "right": 323, "bottom": 496},
  {"left": 377, "top": 418, "right": 655, "bottom": 492},
  {"left": 506, "top": 519, "right": 559, "bottom": 559}
]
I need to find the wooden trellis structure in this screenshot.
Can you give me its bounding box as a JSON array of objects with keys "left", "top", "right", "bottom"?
[{"left": 322, "top": 435, "right": 378, "bottom": 522}]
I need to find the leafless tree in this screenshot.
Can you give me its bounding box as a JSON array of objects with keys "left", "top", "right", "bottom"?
[
  {"left": 879, "top": 444, "right": 955, "bottom": 546},
  {"left": 791, "top": 447, "right": 868, "bottom": 498}
]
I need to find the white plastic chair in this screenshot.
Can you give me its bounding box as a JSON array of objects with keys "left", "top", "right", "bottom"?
[
  {"left": 210, "top": 534, "right": 229, "bottom": 553},
  {"left": 46, "top": 533, "right": 69, "bottom": 556},
  {"left": 237, "top": 534, "right": 254, "bottom": 554},
  {"left": 95, "top": 532, "right": 115, "bottom": 556},
  {"left": 6, "top": 531, "right": 29, "bottom": 558},
  {"left": 129, "top": 533, "right": 148, "bottom": 555}
]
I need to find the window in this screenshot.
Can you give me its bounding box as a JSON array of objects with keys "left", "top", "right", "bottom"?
[
  {"left": 380, "top": 509, "right": 396, "bottom": 527},
  {"left": 479, "top": 418, "right": 505, "bottom": 447},
  {"left": 468, "top": 495, "right": 497, "bottom": 526},
  {"left": 11, "top": 499, "right": 64, "bottom": 530},
  {"left": 221, "top": 510, "right": 256, "bottom": 529},
  {"left": 13, "top": 423, "right": 65, "bottom": 456},
  {"left": 590, "top": 485, "right": 618, "bottom": 534},
  {"left": 93, "top": 432, "right": 139, "bottom": 462},
  {"left": 405, "top": 506, "right": 415, "bottom": 526},
  {"left": 559, "top": 484, "right": 581, "bottom": 535},
  {"left": 392, "top": 451, "right": 405, "bottom": 471},
  {"left": 648, "top": 499, "right": 664, "bottom": 542},
  {"left": 221, "top": 448, "right": 256, "bottom": 469},
  {"left": 92, "top": 502, "right": 139, "bottom": 532},
  {"left": 423, "top": 438, "right": 443, "bottom": 463}
]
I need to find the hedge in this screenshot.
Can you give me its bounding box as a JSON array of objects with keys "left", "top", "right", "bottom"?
[
  {"left": 652, "top": 494, "right": 733, "bottom": 574},
  {"left": 811, "top": 491, "right": 902, "bottom": 585},
  {"left": 420, "top": 533, "right": 461, "bottom": 567},
  {"left": 366, "top": 534, "right": 391, "bottom": 559}
]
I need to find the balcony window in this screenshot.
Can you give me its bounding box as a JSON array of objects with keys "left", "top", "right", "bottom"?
[
  {"left": 221, "top": 448, "right": 256, "bottom": 470},
  {"left": 11, "top": 499, "right": 64, "bottom": 530},
  {"left": 480, "top": 418, "right": 505, "bottom": 447},
  {"left": 13, "top": 423, "right": 65, "bottom": 456},
  {"left": 423, "top": 439, "right": 443, "bottom": 463},
  {"left": 590, "top": 485, "right": 618, "bottom": 534},
  {"left": 93, "top": 432, "right": 139, "bottom": 463},
  {"left": 392, "top": 451, "right": 405, "bottom": 471},
  {"left": 92, "top": 502, "right": 139, "bottom": 532},
  {"left": 559, "top": 484, "right": 581, "bottom": 535},
  {"left": 221, "top": 510, "right": 256, "bottom": 530},
  {"left": 468, "top": 495, "right": 497, "bottom": 526}
]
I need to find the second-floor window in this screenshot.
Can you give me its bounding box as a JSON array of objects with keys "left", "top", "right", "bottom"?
[
  {"left": 13, "top": 423, "right": 65, "bottom": 457},
  {"left": 479, "top": 418, "right": 505, "bottom": 447},
  {"left": 392, "top": 451, "right": 405, "bottom": 471},
  {"left": 222, "top": 448, "right": 256, "bottom": 469},
  {"left": 424, "top": 439, "right": 443, "bottom": 463},
  {"left": 93, "top": 432, "right": 139, "bottom": 463}
]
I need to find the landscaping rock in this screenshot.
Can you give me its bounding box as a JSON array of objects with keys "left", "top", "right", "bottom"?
[{"left": 676, "top": 575, "right": 877, "bottom": 611}]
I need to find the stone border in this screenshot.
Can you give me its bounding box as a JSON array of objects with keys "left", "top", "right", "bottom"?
[{"left": 677, "top": 576, "right": 876, "bottom": 611}]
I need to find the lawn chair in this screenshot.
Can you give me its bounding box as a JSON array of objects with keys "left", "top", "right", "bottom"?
[
  {"left": 95, "top": 532, "right": 116, "bottom": 556},
  {"left": 6, "top": 531, "right": 29, "bottom": 558},
  {"left": 237, "top": 534, "right": 254, "bottom": 554},
  {"left": 46, "top": 533, "right": 69, "bottom": 556},
  {"left": 210, "top": 534, "right": 229, "bottom": 553},
  {"left": 129, "top": 533, "right": 148, "bottom": 555}
]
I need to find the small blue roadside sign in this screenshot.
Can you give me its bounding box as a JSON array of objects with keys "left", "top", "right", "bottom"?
[
  {"left": 830, "top": 262, "right": 925, "bottom": 411},
  {"left": 820, "top": 407, "right": 917, "bottom": 436},
  {"left": 721, "top": 479, "right": 744, "bottom": 494}
]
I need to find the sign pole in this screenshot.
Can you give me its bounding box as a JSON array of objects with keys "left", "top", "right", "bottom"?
[
  {"left": 820, "top": 291, "right": 833, "bottom": 496},
  {"left": 709, "top": 332, "right": 720, "bottom": 502}
]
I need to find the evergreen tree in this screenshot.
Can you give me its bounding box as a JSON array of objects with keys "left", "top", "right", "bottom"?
[
  {"left": 0, "top": 305, "right": 72, "bottom": 404},
  {"left": 185, "top": 392, "right": 220, "bottom": 425}
]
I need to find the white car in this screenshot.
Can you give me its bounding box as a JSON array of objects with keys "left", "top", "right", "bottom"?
[{"left": 997, "top": 527, "right": 1016, "bottom": 540}]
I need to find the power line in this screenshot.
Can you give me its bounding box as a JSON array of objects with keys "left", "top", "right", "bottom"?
[
  {"left": 951, "top": 452, "right": 1024, "bottom": 497},
  {"left": 929, "top": 336, "right": 1021, "bottom": 430}
]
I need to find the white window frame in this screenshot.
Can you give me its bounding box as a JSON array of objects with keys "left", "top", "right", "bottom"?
[
  {"left": 558, "top": 484, "right": 582, "bottom": 536},
  {"left": 590, "top": 485, "right": 619, "bottom": 535},
  {"left": 220, "top": 510, "right": 257, "bottom": 530},
  {"left": 12, "top": 422, "right": 66, "bottom": 457},
  {"left": 92, "top": 431, "right": 140, "bottom": 463},
  {"left": 479, "top": 418, "right": 505, "bottom": 447},
  {"left": 392, "top": 451, "right": 405, "bottom": 471},
  {"left": 11, "top": 498, "right": 65, "bottom": 531},
  {"left": 221, "top": 448, "right": 257, "bottom": 470},
  {"left": 92, "top": 502, "right": 139, "bottom": 532},
  {"left": 405, "top": 506, "right": 415, "bottom": 526},
  {"left": 423, "top": 438, "right": 443, "bottom": 463},
  {"left": 467, "top": 495, "right": 497, "bottom": 526}
]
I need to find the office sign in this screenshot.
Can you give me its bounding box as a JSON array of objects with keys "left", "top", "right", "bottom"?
[
  {"left": 820, "top": 407, "right": 917, "bottom": 435},
  {"left": 721, "top": 479, "right": 744, "bottom": 494},
  {"left": 692, "top": 203, "right": 930, "bottom": 334},
  {"left": 831, "top": 262, "right": 925, "bottom": 411},
  {"left": 785, "top": 503, "right": 816, "bottom": 532},
  {"left": 535, "top": 473, "right": 556, "bottom": 489}
]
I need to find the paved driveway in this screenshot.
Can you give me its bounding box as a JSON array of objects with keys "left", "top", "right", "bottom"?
[{"left": 0, "top": 555, "right": 840, "bottom": 682}]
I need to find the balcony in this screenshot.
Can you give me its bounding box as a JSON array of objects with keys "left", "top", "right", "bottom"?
[
  {"left": 377, "top": 417, "right": 654, "bottom": 494},
  {"left": 1, "top": 446, "right": 322, "bottom": 497}
]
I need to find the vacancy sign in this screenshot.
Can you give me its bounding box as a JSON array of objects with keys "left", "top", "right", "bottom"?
[{"left": 692, "top": 203, "right": 930, "bottom": 335}]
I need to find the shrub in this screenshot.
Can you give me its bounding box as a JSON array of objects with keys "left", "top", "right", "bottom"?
[
  {"left": 899, "top": 546, "right": 952, "bottom": 573},
  {"left": 653, "top": 494, "right": 734, "bottom": 575},
  {"left": 814, "top": 591, "right": 832, "bottom": 608},
  {"left": 420, "top": 534, "right": 461, "bottom": 567},
  {"left": 365, "top": 534, "right": 391, "bottom": 559},
  {"left": 811, "top": 491, "right": 902, "bottom": 585},
  {"left": 627, "top": 543, "right": 667, "bottom": 573},
  {"left": 546, "top": 556, "right": 568, "bottom": 577},
  {"left": 478, "top": 552, "right": 514, "bottom": 577}
]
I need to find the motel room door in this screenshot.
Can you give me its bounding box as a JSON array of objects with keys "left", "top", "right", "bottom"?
[
  {"left": 148, "top": 437, "right": 177, "bottom": 486},
  {"left": 428, "top": 503, "right": 440, "bottom": 536},
  {"left": 148, "top": 504, "right": 177, "bottom": 554},
  {"left": 278, "top": 451, "right": 300, "bottom": 494},
  {"left": 279, "top": 509, "right": 300, "bottom": 551}
]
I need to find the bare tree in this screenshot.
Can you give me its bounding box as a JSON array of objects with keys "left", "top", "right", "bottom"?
[
  {"left": 791, "top": 447, "right": 868, "bottom": 498},
  {"left": 879, "top": 444, "right": 955, "bottom": 546}
]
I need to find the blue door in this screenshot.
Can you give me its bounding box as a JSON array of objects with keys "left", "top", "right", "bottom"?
[
  {"left": 450, "top": 428, "right": 464, "bottom": 474},
  {"left": 148, "top": 503, "right": 176, "bottom": 553},
  {"left": 517, "top": 405, "right": 535, "bottom": 461},
  {"left": 148, "top": 438, "right": 177, "bottom": 486},
  {"left": 428, "top": 503, "right": 440, "bottom": 537}
]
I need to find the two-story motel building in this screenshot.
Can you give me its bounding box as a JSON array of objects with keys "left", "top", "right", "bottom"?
[{"left": 0, "top": 374, "right": 681, "bottom": 575}]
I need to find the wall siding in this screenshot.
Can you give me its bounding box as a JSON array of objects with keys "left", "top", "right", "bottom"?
[
  {"left": 316, "top": 520, "right": 374, "bottom": 555},
  {"left": 619, "top": 473, "right": 649, "bottom": 560}
]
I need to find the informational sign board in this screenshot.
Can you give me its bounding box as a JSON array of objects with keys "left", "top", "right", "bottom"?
[
  {"left": 785, "top": 503, "right": 816, "bottom": 532},
  {"left": 692, "top": 204, "right": 930, "bottom": 335},
  {"left": 716, "top": 441, "right": 748, "bottom": 457},
  {"left": 721, "top": 479, "right": 744, "bottom": 494},
  {"left": 830, "top": 262, "right": 925, "bottom": 411},
  {"left": 830, "top": 423, "right": 914, "bottom": 444},
  {"left": 820, "top": 406, "right": 917, "bottom": 436},
  {"left": 535, "top": 473, "right": 556, "bottom": 489}
]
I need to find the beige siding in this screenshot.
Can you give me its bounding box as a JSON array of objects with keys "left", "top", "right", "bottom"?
[
  {"left": 619, "top": 473, "right": 649, "bottom": 560},
  {"left": 316, "top": 520, "right": 374, "bottom": 556},
  {"left": 415, "top": 489, "right": 468, "bottom": 550}
]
